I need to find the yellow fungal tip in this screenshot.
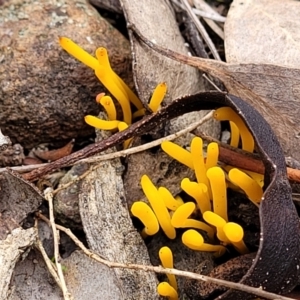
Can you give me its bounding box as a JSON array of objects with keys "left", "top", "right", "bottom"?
[
  {"left": 161, "top": 141, "right": 193, "bottom": 169},
  {"left": 228, "top": 168, "right": 263, "bottom": 204},
  {"left": 84, "top": 115, "right": 119, "bottom": 130},
  {"left": 59, "top": 37, "right": 99, "bottom": 70},
  {"left": 141, "top": 175, "right": 176, "bottom": 239},
  {"left": 149, "top": 82, "right": 167, "bottom": 112},
  {"left": 159, "top": 246, "right": 177, "bottom": 291},
  {"left": 206, "top": 166, "right": 228, "bottom": 222},
  {"left": 157, "top": 282, "right": 178, "bottom": 300},
  {"left": 131, "top": 201, "right": 159, "bottom": 236}
]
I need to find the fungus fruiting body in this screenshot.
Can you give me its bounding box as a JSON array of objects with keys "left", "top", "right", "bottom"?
[
  {"left": 223, "top": 222, "right": 249, "bottom": 254},
  {"left": 171, "top": 202, "right": 214, "bottom": 239},
  {"left": 228, "top": 168, "right": 263, "bottom": 204},
  {"left": 131, "top": 201, "right": 159, "bottom": 237},
  {"left": 158, "top": 187, "right": 183, "bottom": 211},
  {"left": 159, "top": 246, "right": 178, "bottom": 291},
  {"left": 157, "top": 282, "right": 178, "bottom": 300},
  {"left": 214, "top": 107, "right": 254, "bottom": 152},
  {"left": 206, "top": 167, "right": 228, "bottom": 222},
  {"left": 180, "top": 178, "right": 211, "bottom": 214},
  {"left": 161, "top": 141, "right": 193, "bottom": 169},
  {"left": 59, "top": 37, "right": 263, "bottom": 299},
  {"left": 141, "top": 175, "right": 176, "bottom": 239},
  {"left": 182, "top": 229, "right": 226, "bottom": 257},
  {"left": 59, "top": 37, "right": 167, "bottom": 141}
]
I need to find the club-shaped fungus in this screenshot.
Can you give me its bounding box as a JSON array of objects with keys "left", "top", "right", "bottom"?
[
  {"left": 84, "top": 115, "right": 120, "bottom": 130},
  {"left": 158, "top": 187, "right": 184, "bottom": 211},
  {"left": 203, "top": 211, "right": 230, "bottom": 244},
  {"left": 182, "top": 229, "right": 226, "bottom": 257},
  {"left": 161, "top": 141, "right": 193, "bottom": 169},
  {"left": 206, "top": 167, "right": 228, "bottom": 222},
  {"left": 171, "top": 202, "right": 214, "bottom": 240},
  {"left": 205, "top": 142, "right": 219, "bottom": 169},
  {"left": 229, "top": 121, "right": 240, "bottom": 148},
  {"left": 159, "top": 246, "right": 178, "bottom": 291},
  {"left": 157, "top": 282, "right": 178, "bottom": 300},
  {"left": 191, "top": 137, "right": 211, "bottom": 195},
  {"left": 180, "top": 178, "right": 211, "bottom": 214},
  {"left": 95, "top": 47, "right": 143, "bottom": 110},
  {"left": 97, "top": 95, "right": 117, "bottom": 121},
  {"left": 223, "top": 222, "right": 249, "bottom": 254},
  {"left": 131, "top": 201, "right": 159, "bottom": 237},
  {"left": 214, "top": 107, "right": 254, "bottom": 152},
  {"left": 117, "top": 122, "right": 132, "bottom": 149},
  {"left": 228, "top": 168, "right": 263, "bottom": 205},
  {"left": 141, "top": 175, "right": 176, "bottom": 239},
  {"left": 94, "top": 65, "right": 132, "bottom": 124}
]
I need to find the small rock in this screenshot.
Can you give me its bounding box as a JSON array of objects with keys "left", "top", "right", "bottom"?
[{"left": 0, "top": 0, "right": 133, "bottom": 149}]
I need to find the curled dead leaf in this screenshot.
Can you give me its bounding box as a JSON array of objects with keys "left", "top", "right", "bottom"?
[{"left": 34, "top": 139, "right": 75, "bottom": 162}]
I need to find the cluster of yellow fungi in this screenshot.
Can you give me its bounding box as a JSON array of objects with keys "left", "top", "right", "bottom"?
[
  {"left": 59, "top": 38, "right": 264, "bottom": 299},
  {"left": 59, "top": 37, "right": 167, "bottom": 148}
]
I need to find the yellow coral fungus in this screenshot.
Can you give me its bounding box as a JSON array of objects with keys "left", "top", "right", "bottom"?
[
  {"left": 149, "top": 82, "right": 167, "bottom": 112},
  {"left": 205, "top": 142, "right": 219, "bottom": 170},
  {"left": 203, "top": 211, "right": 230, "bottom": 244},
  {"left": 157, "top": 282, "right": 178, "bottom": 300},
  {"left": 95, "top": 65, "right": 132, "bottom": 124},
  {"left": 95, "top": 47, "right": 143, "bottom": 110},
  {"left": 206, "top": 166, "right": 228, "bottom": 222},
  {"left": 159, "top": 246, "right": 178, "bottom": 291},
  {"left": 131, "top": 201, "right": 159, "bottom": 236},
  {"left": 171, "top": 202, "right": 214, "bottom": 240},
  {"left": 158, "top": 187, "right": 183, "bottom": 211},
  {"left": 84, "top": 115, "right": 119, "bottom": 130},
  {"left": 191, "top": 137, "right": 211, "bottom": 193},
  {"left": 180, "top": 178, "right": 211, "bottom": 214},
  {"left": 228, "top": 168, "right": 263, "bottom": 204},
  {"left": 214, "top": 107, "right": 254, "bottom": 152},
  {"left": 59, "top": 37, "right": 99, "bottom": 70},
  {"left": 98, "top": 95, "right": 117, "bottom": 121},
  {"left": 182, "top": 229, "right": 226, "bottom": 257},
  {"left": 141, "top": 175, "right": 176, "bottom": 239},
  {"left": 117, "top": 122, "right": 132, "bottom": 149},
  {"left": 229, "top": 121, "right": 240, "bottom": 148},
  {"left": 161, "top": 141, "right": 193, "bottom": 169},
  {"left": 223, "top": 222, "right": 249, "bottom": 254}
]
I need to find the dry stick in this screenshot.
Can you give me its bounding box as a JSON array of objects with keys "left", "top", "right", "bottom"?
[
  {"left": 181, "top": 0, "right": 221, "bottom": 60},
  {"left": 35, "top": 233, "right": 62, "bottom": 290},
  {"left": 36, "top": 213, "right": 296, "bottom": 300},
  {"left": 52, "top": 111, "right": 214, "bottom": 195},
  {"left": 0, "top": 163, "right": 47, "bottom": 174},
  {"left": 44, "top": 188, "right": 73, "bottom": 300},
  {"left": 77, "top": 111, "right": 214, "bottom": 165}
]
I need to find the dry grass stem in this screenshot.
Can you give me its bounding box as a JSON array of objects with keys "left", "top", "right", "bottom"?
[
  {"left": 35, "top": 233, "right": 62, "bottom": 289},
  {"left": 44, "top": 188, "right": 73, "bottom": 300},
  {"left": 182, "top": 0, "right": 222, "bottom": 59}
]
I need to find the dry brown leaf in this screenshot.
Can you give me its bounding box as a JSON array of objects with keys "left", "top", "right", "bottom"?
[
  {"left": 225, "top": 0, "right": 300, "bottom": 67},
  {"left": 131, "top": 28, "right": 300, "bottom": 161}
]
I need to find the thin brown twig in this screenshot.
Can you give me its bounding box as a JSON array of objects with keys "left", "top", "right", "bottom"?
[
  {"left": 35, "top": 232, "right": 62, "bottom": 289},
  {"left": 36, "top": 213, "right": 297, "bottom": 300},
  {"left": 44, "top": 188, "right": 73, "bottom": 300},
  {"left": 52, "top": 111, "right": 214, "bottom": 195}
]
